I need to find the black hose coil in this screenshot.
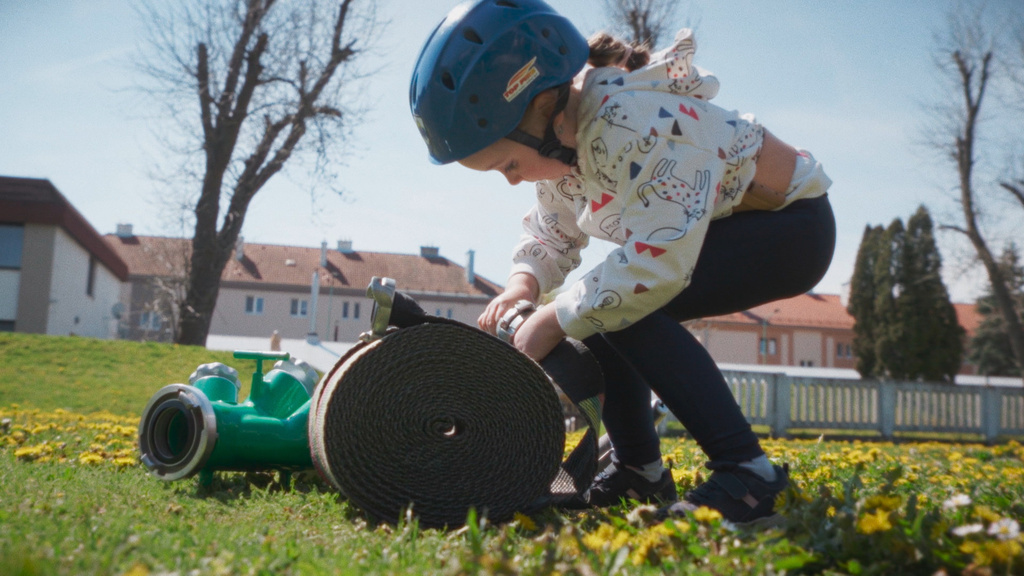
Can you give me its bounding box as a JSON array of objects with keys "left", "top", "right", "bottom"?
[{"left": 309, "top": 322, "right": 569, "bottom": 528}]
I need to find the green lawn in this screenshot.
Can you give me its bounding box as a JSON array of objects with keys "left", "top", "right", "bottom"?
[{"left": 2, "top": 332, "right": 1023, "bottom": 575}]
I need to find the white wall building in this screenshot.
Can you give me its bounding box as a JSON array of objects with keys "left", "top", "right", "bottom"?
[{"left": 0, "top": 177, "right": 128, "bottom": 338}]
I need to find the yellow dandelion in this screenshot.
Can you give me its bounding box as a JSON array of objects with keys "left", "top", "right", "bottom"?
[
  {"left": 826, "top": 506, "right": 836, "bottom": 518},
  {"left": 863, "top": 494, "right": 902, "bottom": 512},
  {"left": 582, "top": 524, "right": 618, "bottom": 552},
  {"left": 14, "top": 445, "right": 46, "bottom": 461},
  {"left": 857, "top": 509, "right": 892, "bottom": 534},
  {"left": 691, "top": 506, "right": 722, "bottom": 524},
  {"left": 113, "top": 456, "right": 137, "bottom": 468},
  {"left": 512, "top": 512, "right": 537, "bottom": 531},
  {"left": 974, "top": 505, "right": 1002, "bottom": 524},
  {"left": 78, "top": 452, "right": 104, "bottom": 465}
]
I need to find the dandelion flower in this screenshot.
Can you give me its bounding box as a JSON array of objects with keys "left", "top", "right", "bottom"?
[
  {"left": 942, "top": 494, "right": 972, "bottom": 510},
  {"left": 988, "top": 518, "right": 1020, "bottom": 541},
  {"left": 78, "top": 452, "right": 104, "bottom": 465},
  {"left": 512, "top": 512, "right": 537, "bottom": 531},
  {"left": 113, "top": 456, "right": 137, "bottom": 468},
  {"left": 691, "top": 506, "right": 722, "bottom": 523},
  {"left": 856, "top": 509, "right": 892, "bottom": 534},
  {"left": 951, "top": 523, "right": 984, "bottom": 537}
]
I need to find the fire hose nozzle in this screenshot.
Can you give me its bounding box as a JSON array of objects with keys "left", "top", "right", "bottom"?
[
  {"left": 138, "top": 351, "right": 315, "bottom": 484},
  {"left": 361, "top": 276, "right": 397, "bottom": 342},
  {"left": 496, "top": 300, "right": 536, "bottom": 343}
]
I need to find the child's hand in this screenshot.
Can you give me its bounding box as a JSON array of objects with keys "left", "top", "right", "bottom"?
[
  {"left": 512, "top": 304, "right": 565, "bottom": 362},
  {"left": 478, "top": 273, "right": 539, "bottom": 334}
]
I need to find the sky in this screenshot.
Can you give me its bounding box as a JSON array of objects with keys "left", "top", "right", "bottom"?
[{"left": 1, "top": 0, "right": 1021, "bottom": 303}]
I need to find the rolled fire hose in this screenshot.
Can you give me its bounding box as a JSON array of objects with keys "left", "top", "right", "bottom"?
[{"left": 308, "top": 279, "right": 603, "bottom": 528}]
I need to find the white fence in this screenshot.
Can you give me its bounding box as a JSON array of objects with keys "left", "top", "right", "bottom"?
[{"left": 719, "top": 370, "right": 1024, "bottom": 442}]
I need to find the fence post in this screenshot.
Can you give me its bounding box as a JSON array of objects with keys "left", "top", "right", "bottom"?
[
  {"left": 771, "top": 374, "right": 791, "bottom": 439},
  {"left": 981, "top": 387, "right": 1001, "bottom": 444},
  {"left": 879, "top": 380, "right": 896, "bottom": 440}
]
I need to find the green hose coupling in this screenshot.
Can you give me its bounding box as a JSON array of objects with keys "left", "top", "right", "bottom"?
[{"left": 138, "top": 350, "right": 317, "bottom": 484}]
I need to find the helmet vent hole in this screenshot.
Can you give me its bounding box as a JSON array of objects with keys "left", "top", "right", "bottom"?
[
  {"left": 469, "top": 94, "right": 479, "bottom": 104},
  {"left": 478, "top": 118, "right": 488, "bottom": 128},
  {"left": 541, "top": 28, "right": 550, "bottom": 38},
  {"left": 494, "top": 0, "right": 519, "bottom": 8},
  {"left": 463, "top": 28, "right": 483, "bottom": 45},
  {"left": 440, "top": 72, "right": 456, "bottom": 91},
  {"left": 559, "top": 45, "right": 568, "bottom": 55}
]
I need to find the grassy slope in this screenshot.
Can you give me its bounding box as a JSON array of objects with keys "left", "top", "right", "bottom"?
[
  {"left": 2, "top": 333, "right": 1023, "bottom": 575},
  {"left": 0, "top": 333, "right": 244, "bottom": 415}
]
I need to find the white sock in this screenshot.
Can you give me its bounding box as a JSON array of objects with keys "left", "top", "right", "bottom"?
[
  {"left": 626, "top": 459, "right": 666, "bottom": 483},
  {"left": 739, "top": 455, "right": 777, "bottom": 482}
]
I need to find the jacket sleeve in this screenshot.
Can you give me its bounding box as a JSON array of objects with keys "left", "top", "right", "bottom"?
[
  {"left": 508, "top": 176, "right": 589, "bottom": 294},
  {"left": 553, "top": 125, "right": 725, "bottom": 340}
]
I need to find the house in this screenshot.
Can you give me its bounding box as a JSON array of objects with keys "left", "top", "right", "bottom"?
[
  {"left": 105, "top": 231, "right": 502, "bottom": 344},
  {"left": 688, "top": 293, "right": 984, "bottom": 375},
  {"left": 0, "top": 177, "right": 128, "bottom": 338}
]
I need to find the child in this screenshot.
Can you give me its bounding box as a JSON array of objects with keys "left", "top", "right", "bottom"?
[{"left": 410, "top": 0, "right": 835, "bottom": 528}]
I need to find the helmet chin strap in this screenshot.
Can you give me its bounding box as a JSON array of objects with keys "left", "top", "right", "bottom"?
[{"left": 505, "top": 83, "right": 577, "bottom": 166}]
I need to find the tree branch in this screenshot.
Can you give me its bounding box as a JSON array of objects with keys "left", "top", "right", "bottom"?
[
  {"left": 937, "top": 224, "right": 970, "bottom": 236},
  {"left": 1001, "top": 180, "right": 1024, "bottom": 210},
  {"left": 196, "top": 43, "right": 214, "bottom": 141},
  {"left": 219, "top": 0, "right": 271, "bottom": 117}
]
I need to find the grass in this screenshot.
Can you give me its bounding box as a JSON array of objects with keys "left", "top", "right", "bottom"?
[
  {"left": 2, "top": 332, "right": 1024, "bottom": 575},
  {"left": 0, "top": 333, "right": 239, "bottom": 415}
]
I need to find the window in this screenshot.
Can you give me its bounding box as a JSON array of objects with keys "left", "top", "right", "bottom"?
[
  {"left": 138, "top": 311, "right": 161, "bottom": 331},
  {"left": 836, "top": 343, "right": 853, "bottom": 358},
  {"left": 342, "top": 301, "right": 349, "bottom": 318},
  {"left": 245, "top": 296, "right": 264, "bottom": 315},
  {"left": 353, "top": 302, "right": 360, "bottom": 319},
  {"left": 0, "top": 225, "right": 24, "bottom": 269},
  {"left": 799, "top": 360, "right": 815, "bottom": 367},
  {"left": 759, "top": 338, "right": 777, "bottom": 356},
  {"left": 86, "top": 256, "right": 96, "bottom": 297},
  {"left": 447, "top": 309, "right": 453, "bottom": 319},
  {"left": 290, "top": 298, "right": 308, "bottom": 317}
]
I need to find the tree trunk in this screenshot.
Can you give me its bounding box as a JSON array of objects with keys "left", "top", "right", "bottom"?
[{"left": 951, "top": 49, "right": 1024, "bottom": 373}]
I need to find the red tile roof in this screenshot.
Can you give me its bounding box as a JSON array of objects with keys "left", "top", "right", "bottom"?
[
  {"left": 105, "top": 234, "right": 502, "bottom": 297},
  {"left": 0, "top": 176, "right": 128, "bottom": 280},
  {"left": 704, "top": 292, "right": 978, "bottom": 338},
  {"left": 705, "top": 293, "right": 855, "bottom": 330},
  {"left": 954, "top": 302, "right": 981, "bottom": 337}
]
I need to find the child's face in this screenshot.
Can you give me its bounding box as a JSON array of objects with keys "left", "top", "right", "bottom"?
[{"left": 459, "top": 139, "right": 572, "bottom": 186}]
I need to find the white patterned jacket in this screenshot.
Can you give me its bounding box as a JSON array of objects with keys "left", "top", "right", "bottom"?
[{"left": 508, "top": 29, "right": 831, "bottom": 340}]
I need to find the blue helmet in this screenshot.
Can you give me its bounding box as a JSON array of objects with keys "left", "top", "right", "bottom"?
[{"left": 410, "top": 0, "right": 589, "bottom": 164}]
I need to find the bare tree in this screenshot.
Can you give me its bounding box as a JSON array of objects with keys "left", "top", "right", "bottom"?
[
  {"left": 602, "top": 0, "right": 679, "bottom": 49},
  {"left": 924, "top": 5, "right": 1024, "bottom": 372},
  {"left": 134, "top": 0, "right": 378, "bottom": 346}
]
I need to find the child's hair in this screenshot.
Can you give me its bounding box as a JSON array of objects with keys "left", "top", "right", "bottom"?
[{"left": 587, "top": 33, "right": 651, "bottom": 72}]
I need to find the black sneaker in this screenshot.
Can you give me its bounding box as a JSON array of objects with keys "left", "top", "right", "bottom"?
[
  {"left": 657, "top": 461, "right": 789, "bottom": 530},
  {"left": 585, "top": 465, "right": 678, "bottom": 508}
]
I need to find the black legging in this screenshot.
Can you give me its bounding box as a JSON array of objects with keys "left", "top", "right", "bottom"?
[{"left": 583, "top": 194, "right": 836, "bottom": 467}]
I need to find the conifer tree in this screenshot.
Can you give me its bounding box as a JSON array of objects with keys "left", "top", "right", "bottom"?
[
  {"left": 969, "top": 244, "right": 1024, "bottom": 376},
  {"left": 873, "top": 219, "right": 906, "bottom": 379},
  {"left": 898, "top": 206, "right": 964, "bottom": 381},
  {"left": 848, "top": 225, "right": 885, "bottom": 377}
]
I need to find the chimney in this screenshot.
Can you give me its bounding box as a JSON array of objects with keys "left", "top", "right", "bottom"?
[
  {"left": 115, "top": 223, "right": 133, "bottom": 238},
  {"left": 466, "top": 249, "right": 476, "bottom": 285},
  {"left": 320, "top": 241, "right": 328, "bottom": 267},
  {"left": 420, "top": 245, "right": 440, "bottom": 258},
  {"left": 307, "top": 271, "right": 320, "bottom": 344},
  {"left": 337, "top": 239, "right": 353, "bottom": 254},
  {"left": 235, "top": 236, "right": 245, "bottom": 261}
]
